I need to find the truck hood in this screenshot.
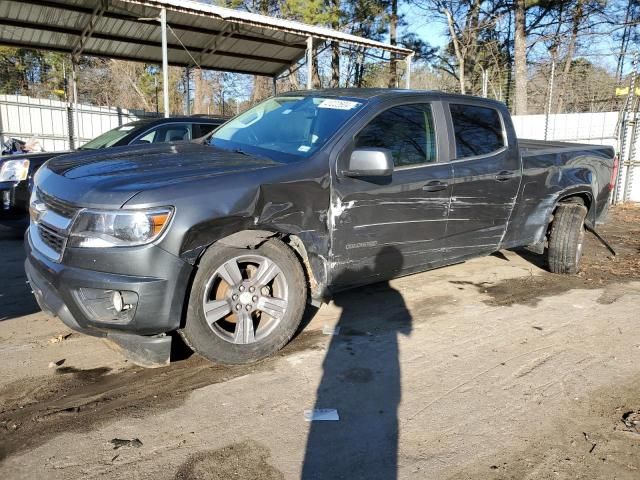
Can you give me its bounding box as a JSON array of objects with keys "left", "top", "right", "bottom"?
[{"left": 36, "top": 142, "right": 283, "bottom": 208}]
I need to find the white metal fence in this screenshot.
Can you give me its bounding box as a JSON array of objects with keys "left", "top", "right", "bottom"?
[
  {"left": 0, "top": 94, "right": 156, "bottom": 151},
  {"left": 514, "top": 111, "right": 640, "bottom": 202},
  {"left": 512, "top": 111, "right": 619, "bottom": 148}
]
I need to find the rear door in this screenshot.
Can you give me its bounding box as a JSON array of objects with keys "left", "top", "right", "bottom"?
[
  {"left": 445, "top": 102, "right": 521, "bottom": 259},
  {"left": 330, "top": 100, "right": 454, "bottom": 288}
]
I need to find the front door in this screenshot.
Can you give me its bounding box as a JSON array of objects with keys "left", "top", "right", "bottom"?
[
  {"left": 330, "top": 101, "right": 454, "bottom": 289},
  {"left": 445, "top": 102, "right": 521, "bottom": 259}
]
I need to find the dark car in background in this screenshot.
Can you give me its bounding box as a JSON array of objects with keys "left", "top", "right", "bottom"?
[{"left": 0, "top": 116, "right": 227, "bottom": 229}]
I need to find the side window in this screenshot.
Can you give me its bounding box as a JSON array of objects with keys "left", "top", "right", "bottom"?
[
  {"left": 130, "top": 124, "right": 192, "bottom": 145},
  {"left": 158, "top": 124, "right": 192, "bottom": 143},
  {"left": 355, "top": 104, "right": 437, "bottom": 167},
  {"left": 133, "top": 130, "right": 157, "bottom": 144},
  {"left": 450, "top": 104, "right": 505, "bottom": 159}
]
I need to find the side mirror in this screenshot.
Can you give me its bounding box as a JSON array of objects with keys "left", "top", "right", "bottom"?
[{"left": 343, "top": 148, "right": 394, "bottom": 177}]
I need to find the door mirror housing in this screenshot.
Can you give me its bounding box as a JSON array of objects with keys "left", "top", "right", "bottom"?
[{"left": 343, "top": 148, "right": 394, "bottom": 177}]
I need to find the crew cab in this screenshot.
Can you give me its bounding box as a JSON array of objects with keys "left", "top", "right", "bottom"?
[
  {"left": 0, "top": 116, "right": 226, "bottom": 229},
  {"left": 24, "top": 89, "right": 616, "bottom": 367}
]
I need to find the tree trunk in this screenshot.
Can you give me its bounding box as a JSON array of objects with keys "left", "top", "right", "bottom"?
[
  {"left": 514, "top": 0, "right": 527, "bottom": 115},
  {"left": 331, "top": 43, "right": 340, "bottom": 88},
  {"left": 252, "top": 0, "right": 273, "bottom": 101},
  {"left": 252, "top": 76, "right": 271, "bottom": 104},
  {"left": 388, "top": 0, "right": 398, "bottom": 88},
  {"left": 289, "top": 68, "right": 300, "bottom": 90},
  {"left": 312, "top": 46, "right": 321, "bottom": 88},
  {"left": 556, "top": 0, "right": 584, "bottom": 114},
  {"left": 331, "top": 0, "right": 340, "bottom": 88},
  {"left": 444, "top": 8, "right": 466, "bottom": 94},
  {"left": 193, "top": 69, "right": 205, "bottom": 114}
]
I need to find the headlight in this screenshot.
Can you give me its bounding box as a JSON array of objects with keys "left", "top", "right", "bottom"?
[
  {"left": 0, "top": 159, "right": 30, "bottom": 181},
  {"left": 68, "top": 207, "right": 173, "bottom": 248}
]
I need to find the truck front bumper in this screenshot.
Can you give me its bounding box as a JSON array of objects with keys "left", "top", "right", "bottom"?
[
  {"left": 0, "top": 180, "right": 29, "bottom": 230},
  {"left": 25, "top": 231, "right": 194, "bottom": 367}
]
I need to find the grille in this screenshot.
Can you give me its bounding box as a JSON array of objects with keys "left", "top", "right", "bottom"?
[
  {"left": 37, "top": 188, "right": 78, "bottom": 218},
  {"left": 38, "top": 223, "right": 65, "bottom": 254}
]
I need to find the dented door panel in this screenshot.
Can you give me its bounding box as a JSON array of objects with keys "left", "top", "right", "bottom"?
[
  {"left": 447, "top": 151, "right": 521, "bottom": 258},
  {"left": 444, "top": 102, "right": 522, "bottom": 259},
  {"left": 330, "top": 163, "right": 454, "bottom": 288}
]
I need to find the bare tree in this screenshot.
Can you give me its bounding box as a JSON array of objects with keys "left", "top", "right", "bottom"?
[{"left": 513, "top": 0, "right": 527, "bottom": 114}]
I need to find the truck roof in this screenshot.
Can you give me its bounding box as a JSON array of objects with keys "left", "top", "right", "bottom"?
[{"left": 281, "top": 88, "right": 507, "bottom": 108}]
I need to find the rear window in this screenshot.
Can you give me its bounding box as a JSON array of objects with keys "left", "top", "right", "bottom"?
[{"left": 450, "top": 104, "right": 505, "bottom": 159}]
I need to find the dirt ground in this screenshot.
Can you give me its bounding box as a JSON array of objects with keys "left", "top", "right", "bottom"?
[{"left": 1, "top": 206, "right": 639, "bottom": 479}]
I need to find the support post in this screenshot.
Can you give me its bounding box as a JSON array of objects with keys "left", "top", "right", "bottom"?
[
  {"left": 306, "top": 36, "right": 313, "bottom": 90},
  {"left": 405, "top": 53, "right": 414, "bottom": 89},
  {"left": 160, "top": 7, "right": 170, "bottom": 118},
  {"left": 544, "top": 59, "right": 556, "bottom": 141},
  {"left": 71, "top": 59, "right": 80, "bottom": 149},
  {"left": 272, "top": 77, "right": 277, "bottom": 96}
]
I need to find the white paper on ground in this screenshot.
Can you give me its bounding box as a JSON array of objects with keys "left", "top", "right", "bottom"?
[
  {"left": 322, "top": 325, "right": 340, "bottom": 335},
  {"left": 304, "top": 409, "right": 340, "bottom": 421}
]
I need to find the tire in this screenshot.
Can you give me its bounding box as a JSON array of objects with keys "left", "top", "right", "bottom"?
[
  {"left": 179, "top": 238, "right": 307, "bottom": 364},
  {"left": 547, "top": 203, "right": 588, "bottom": 274}
]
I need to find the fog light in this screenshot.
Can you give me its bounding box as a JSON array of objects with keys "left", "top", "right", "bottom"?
[
  {"left": 73, "top": 288, "right": 138, "bottom": 324},
  {"left": 112, "top": 291, "right": 123, "bottom": 312},
  {"left": 112, "top": 291, "right": 134, "bottom": 312}
]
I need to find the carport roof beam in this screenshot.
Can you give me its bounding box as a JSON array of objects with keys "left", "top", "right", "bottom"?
[{"left": 0, "top": 0, "right": 414, "bottom": 78}]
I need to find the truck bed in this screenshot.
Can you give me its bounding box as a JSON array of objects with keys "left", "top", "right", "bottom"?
[{"left": 518, "top": 138, "right": 614, "bottom": 157}]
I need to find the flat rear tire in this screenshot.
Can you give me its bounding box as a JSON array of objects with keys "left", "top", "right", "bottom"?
[{"left": 547, "top": 203, "right": 588, "bottom": 274}]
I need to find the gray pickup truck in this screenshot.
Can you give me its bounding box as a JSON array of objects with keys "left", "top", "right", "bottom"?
[{"left": 25, "top": 89, "right": 616, "bottom": 367}]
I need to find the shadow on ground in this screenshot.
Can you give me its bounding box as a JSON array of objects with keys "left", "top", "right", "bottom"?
[
  {"left": 302, "top": 246, "right": 411, "bottom": 480},
  {"left": 0, "top": 230, "right": 39, "bottom": 321}
]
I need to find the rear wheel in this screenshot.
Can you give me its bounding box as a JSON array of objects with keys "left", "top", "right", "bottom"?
[
  {"left": 547, "top": 203, "right": 588, "bottom": 274},
  {"left": 180, "top": 238, "right": 307, "bottom": 364}
]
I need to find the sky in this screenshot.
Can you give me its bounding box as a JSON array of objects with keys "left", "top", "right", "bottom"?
[
  {"left": 400, "top": 3, "right": 449, "bottom": 51},
  {"left": 397, "top": 3, "right": 626, "bottom": 74}
]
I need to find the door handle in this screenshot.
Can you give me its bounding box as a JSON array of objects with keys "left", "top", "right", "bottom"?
[
  {"left": 495, "top": 171, "right": 515, "bottom": 181},
  {"left": 422, "top": 180, "right": 448, "bottom": 192}
]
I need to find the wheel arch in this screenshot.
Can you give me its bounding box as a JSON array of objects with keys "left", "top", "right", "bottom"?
[
  {"left": 187, "top": 227, "right": 325, "bottom": 303},
  {"left": 554, "top": 186, "right": 596, "bottom": 226}
]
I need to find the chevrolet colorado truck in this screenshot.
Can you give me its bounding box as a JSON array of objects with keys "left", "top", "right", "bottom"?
[{"left": 24, "top": 89, "right": 616, "bottom": 367}]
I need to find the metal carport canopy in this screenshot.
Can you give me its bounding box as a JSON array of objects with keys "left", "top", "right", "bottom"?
[{"left": 0, "top": 0, "right": 414, "bottom": 78}]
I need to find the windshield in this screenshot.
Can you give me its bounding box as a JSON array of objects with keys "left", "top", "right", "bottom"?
[
  {"left": 210, "top": 96, "right": 365, "bottom": 161},
  {"left": 79, "top": 123, "right": 143, "bottom": 150}
]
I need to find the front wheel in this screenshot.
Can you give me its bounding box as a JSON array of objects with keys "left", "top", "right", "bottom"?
[
  {"left": 547, "top": 203, "right": 588, "bottom": 274},
  {"left": 179, "top": 238, "right": 307, "bottom": 364}
]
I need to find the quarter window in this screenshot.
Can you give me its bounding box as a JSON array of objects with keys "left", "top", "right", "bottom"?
[
  {"left": 355, "top": 104, "right": 437, "bottom": 167},
  {"left": 450, "top": 104, "right": 505, "bottom": 159}
]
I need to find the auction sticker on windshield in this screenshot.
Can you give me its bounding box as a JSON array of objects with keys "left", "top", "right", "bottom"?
[{"left": 318, "top": 99, "right": 361, "bottom": 110}]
